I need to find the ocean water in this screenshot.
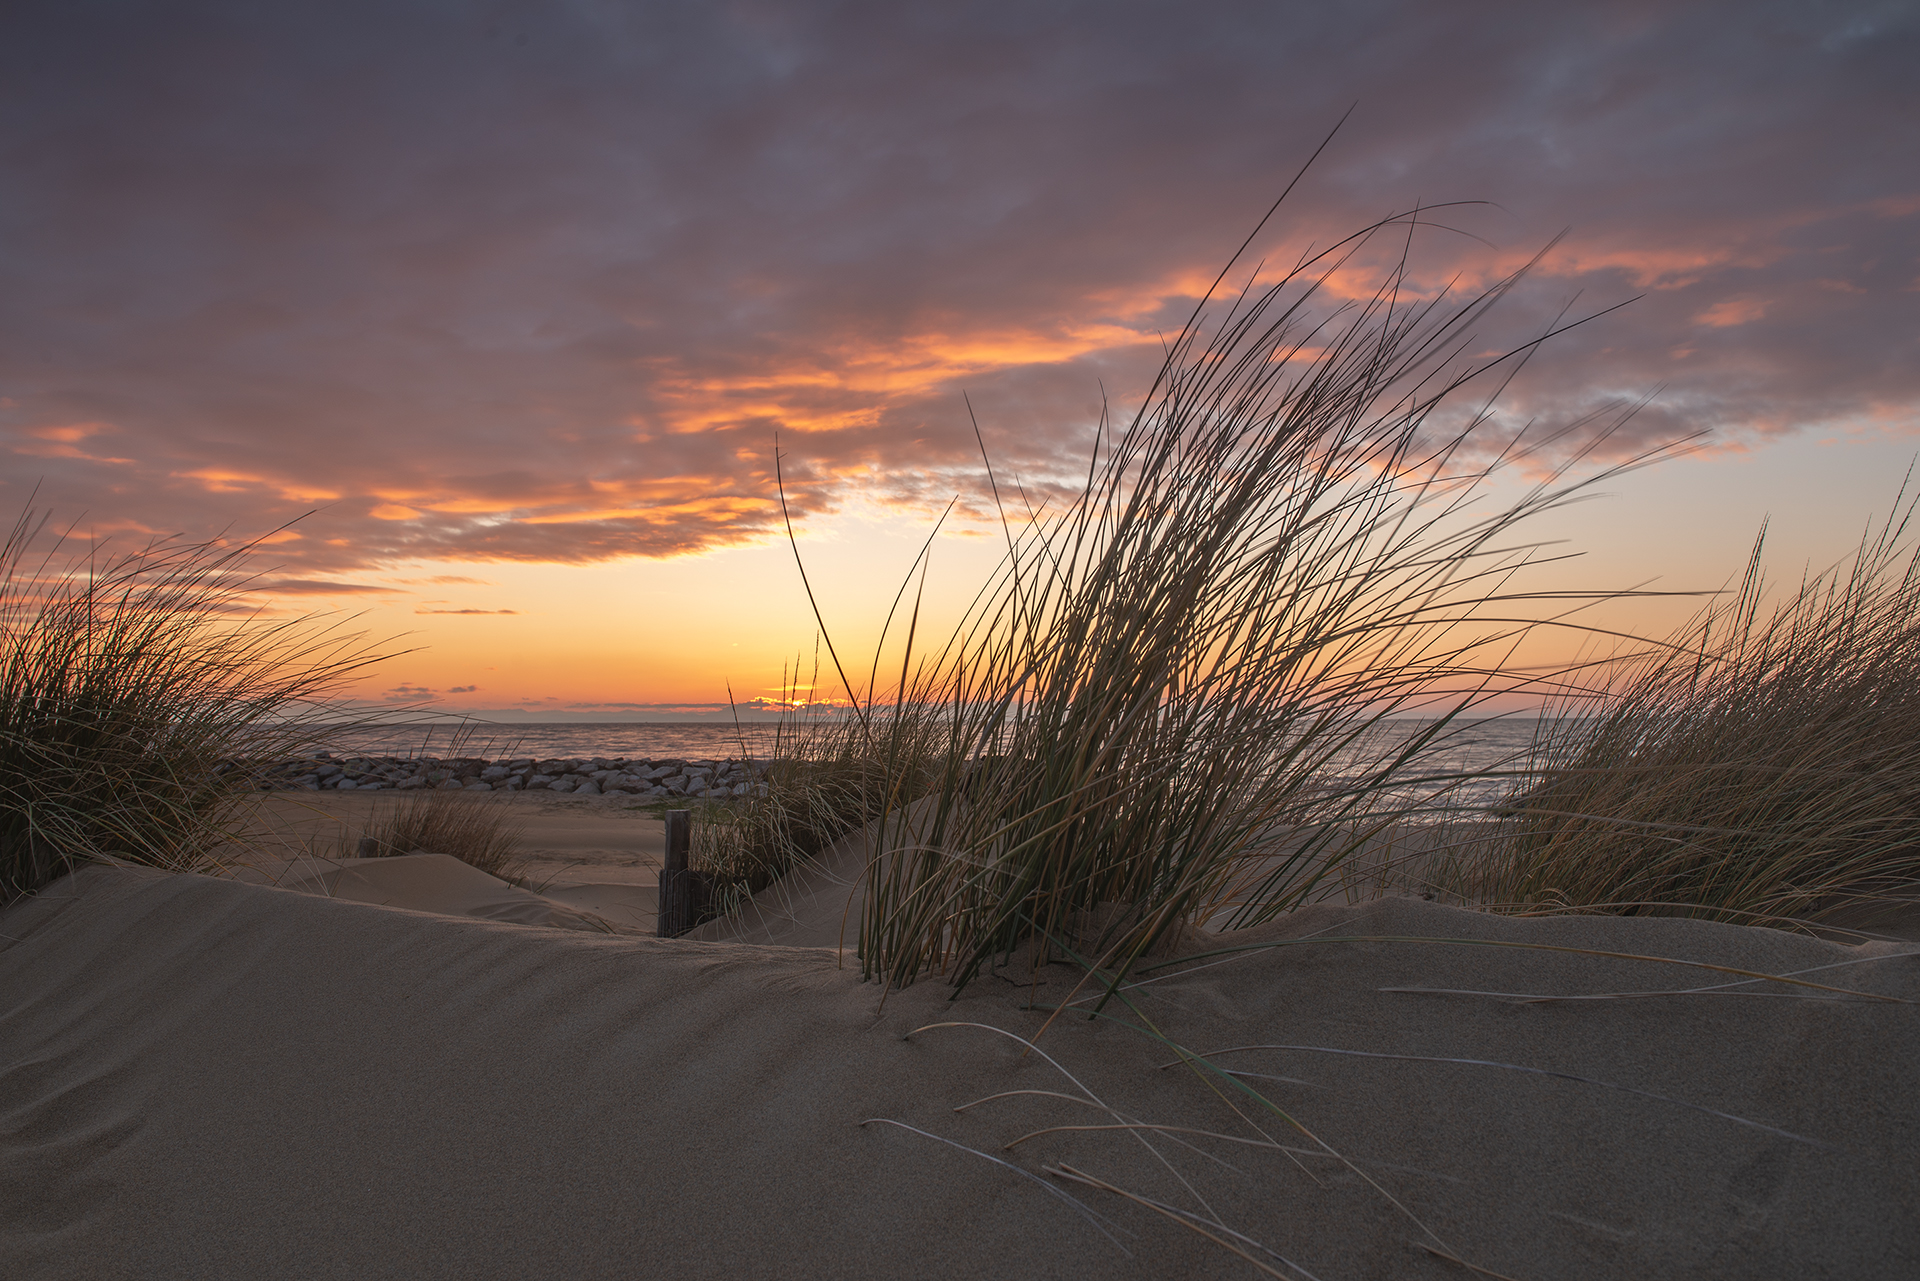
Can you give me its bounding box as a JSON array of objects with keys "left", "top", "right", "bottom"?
[
  {"left": 313, "top": 721, "right": 789, "bottom": 762},
  {"left": 1329, "top": 716, "right": 1546, "bottom": 811},
  {"left": 313, "top": 716, "right": 1550, "bottom": 802}
]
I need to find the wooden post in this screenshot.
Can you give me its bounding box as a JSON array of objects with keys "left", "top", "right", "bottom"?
[{"left": 657, "top": 808, "right": 691, "bottom": 937}]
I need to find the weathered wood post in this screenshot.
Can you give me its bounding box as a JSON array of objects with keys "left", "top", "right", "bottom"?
[{"left": 657, "top": 808, "right": 691, "bottom": 937}]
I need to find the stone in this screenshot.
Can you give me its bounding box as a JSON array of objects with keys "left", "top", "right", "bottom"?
[
  {"left": 465, "top": 781, "right": 493, "bottom": 792},
  {"left": 573, "top": 779, "right": 602, "bottom": 795},
  {"left": 547, "top": 776, "right": 578, "bottom": 793},
  {"left": 480, "top": 765, "right": 512, "bottom": 782},
  {"left": 437, "top": 779, "right": 465, "bottom": 791}
]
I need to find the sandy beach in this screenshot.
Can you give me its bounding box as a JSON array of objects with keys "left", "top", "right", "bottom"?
[
  {"left": 223, "top": 789, "right": 671, "bottom": 933},
  {"left": 4, "top": 818, "right": 1917, "bottom": 1279}
]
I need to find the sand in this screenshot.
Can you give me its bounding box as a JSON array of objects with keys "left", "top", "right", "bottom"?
[
  {"left": 225, "top": 789, "right": 668, "bottom": 933},
  {"left": 4, "top": 820, "right": 1918, "bottom": 1278}
]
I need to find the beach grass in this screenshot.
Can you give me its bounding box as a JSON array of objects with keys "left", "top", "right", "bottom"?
[
  {"left": 1445, "top": 498, "right": 1920, "bottom": 929},
  {"left": 692, "top": 684, "right": 955, "bottom": 921},
  {"left": 763, "top": 194, "right": 1683, "bottom": 996},
  {"left": 0, "top": 508, "right": 387, "bottom": 901},
  {"left": 345, "top": 788, "right": 527, "bottom": 881}
]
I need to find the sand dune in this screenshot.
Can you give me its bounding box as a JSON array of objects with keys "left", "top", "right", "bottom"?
[
  {"left": 222, "top": 789, "right": 669, "bottom": 934},
  {"left": 226, "top": 852, "right": 622, "bottom": 932},
  {"left": 228, "top": 789, "right": 668, "bottom": 887},
  {"left": 4, "top": 855, "right": 1917, "bottom": 1279}
]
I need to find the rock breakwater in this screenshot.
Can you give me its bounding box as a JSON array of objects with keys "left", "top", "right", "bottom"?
[{"left": 252, "top": 753, "right": 769, "bottom": 802}]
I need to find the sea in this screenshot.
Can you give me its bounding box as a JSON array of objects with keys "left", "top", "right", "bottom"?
[
  {"left": 311, "top": 721, "right": 793, "bottom": 763},
  {"left": 310, "top": 716, "right": 1551, "bottom": 808}
]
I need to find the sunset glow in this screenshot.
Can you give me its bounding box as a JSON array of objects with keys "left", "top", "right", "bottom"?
[{"left": 2, "top": 3, "right": 1913, "bottom": 720}]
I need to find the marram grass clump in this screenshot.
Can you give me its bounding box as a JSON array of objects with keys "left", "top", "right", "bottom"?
[
  {"left": 691, "top": 691, "right": 955, "bottom": 923},
  {"left": 1449, "top": 504, "right": 1920, "bottom": 930},
  {"left": 776, "top": 197, "right": 1677, "bottom": 995},
  {"left": 345, "top": 788, "right": 526, "bottom": 882},
  {"left": 0, "top": 509, "right": 386, "bottom": 901}
]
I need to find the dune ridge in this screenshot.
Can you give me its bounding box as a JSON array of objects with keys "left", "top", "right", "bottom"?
[{"left": 3, "top": 863, "right": 1915, "bottom": 1279}]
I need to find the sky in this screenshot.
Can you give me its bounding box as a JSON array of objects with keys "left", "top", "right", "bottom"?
[{"left": 3, "top": 0, "right": 1916, "bottom": 719}]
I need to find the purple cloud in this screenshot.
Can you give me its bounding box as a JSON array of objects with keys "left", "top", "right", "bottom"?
[{"left": 0, "top": 0, "right": 1912, "bottom": 574}]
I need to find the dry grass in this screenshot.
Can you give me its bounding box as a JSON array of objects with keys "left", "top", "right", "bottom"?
[
  {"left": 0, "top": 508, "right": 387, "bottom": 901},
  {"left": 1445, "top": 500, "right": 1920, "bottom": 929},
  {"left": 346, "top": 789, "right": 527, "bottom": 882},
  {"left": 766, "top": 193, "right": 1675, "bottom": 995},
  {"left": 692, "top": 681, "right": 954, "bottom": 922}
]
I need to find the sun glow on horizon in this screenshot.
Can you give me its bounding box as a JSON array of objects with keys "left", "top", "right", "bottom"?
[{"left": 249, "top": 428, "right": 1920, "bottom": 721}]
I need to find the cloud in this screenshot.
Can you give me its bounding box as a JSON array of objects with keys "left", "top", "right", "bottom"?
[
  {"left": 1694, "top": 298, "right": 1771, "bottom": 328},
  {"left": 414, "top": 608, "right": 520, "bottom": 615},
  {"left": 0, "top": 0, "right": 1914, "bottom": 574},
  {"left": 375, "top": 682, "right": 438, "bottom": 703},
  {"left": 252, "top": 578, "right": 406, "bottom": 595}
]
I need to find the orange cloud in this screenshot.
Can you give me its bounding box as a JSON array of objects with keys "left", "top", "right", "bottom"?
[
  {"left": 1694, "top": 298, "right": 1769, "bottom": 328},
  {"left": 178, "top": 469, "right": 342, "bottom": 502},
  {"left": 27, "top": 421, "right": 111, "bottom": 443},
  {"left": 251, "top": 578, "right": 407, "bottom": 595}
]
